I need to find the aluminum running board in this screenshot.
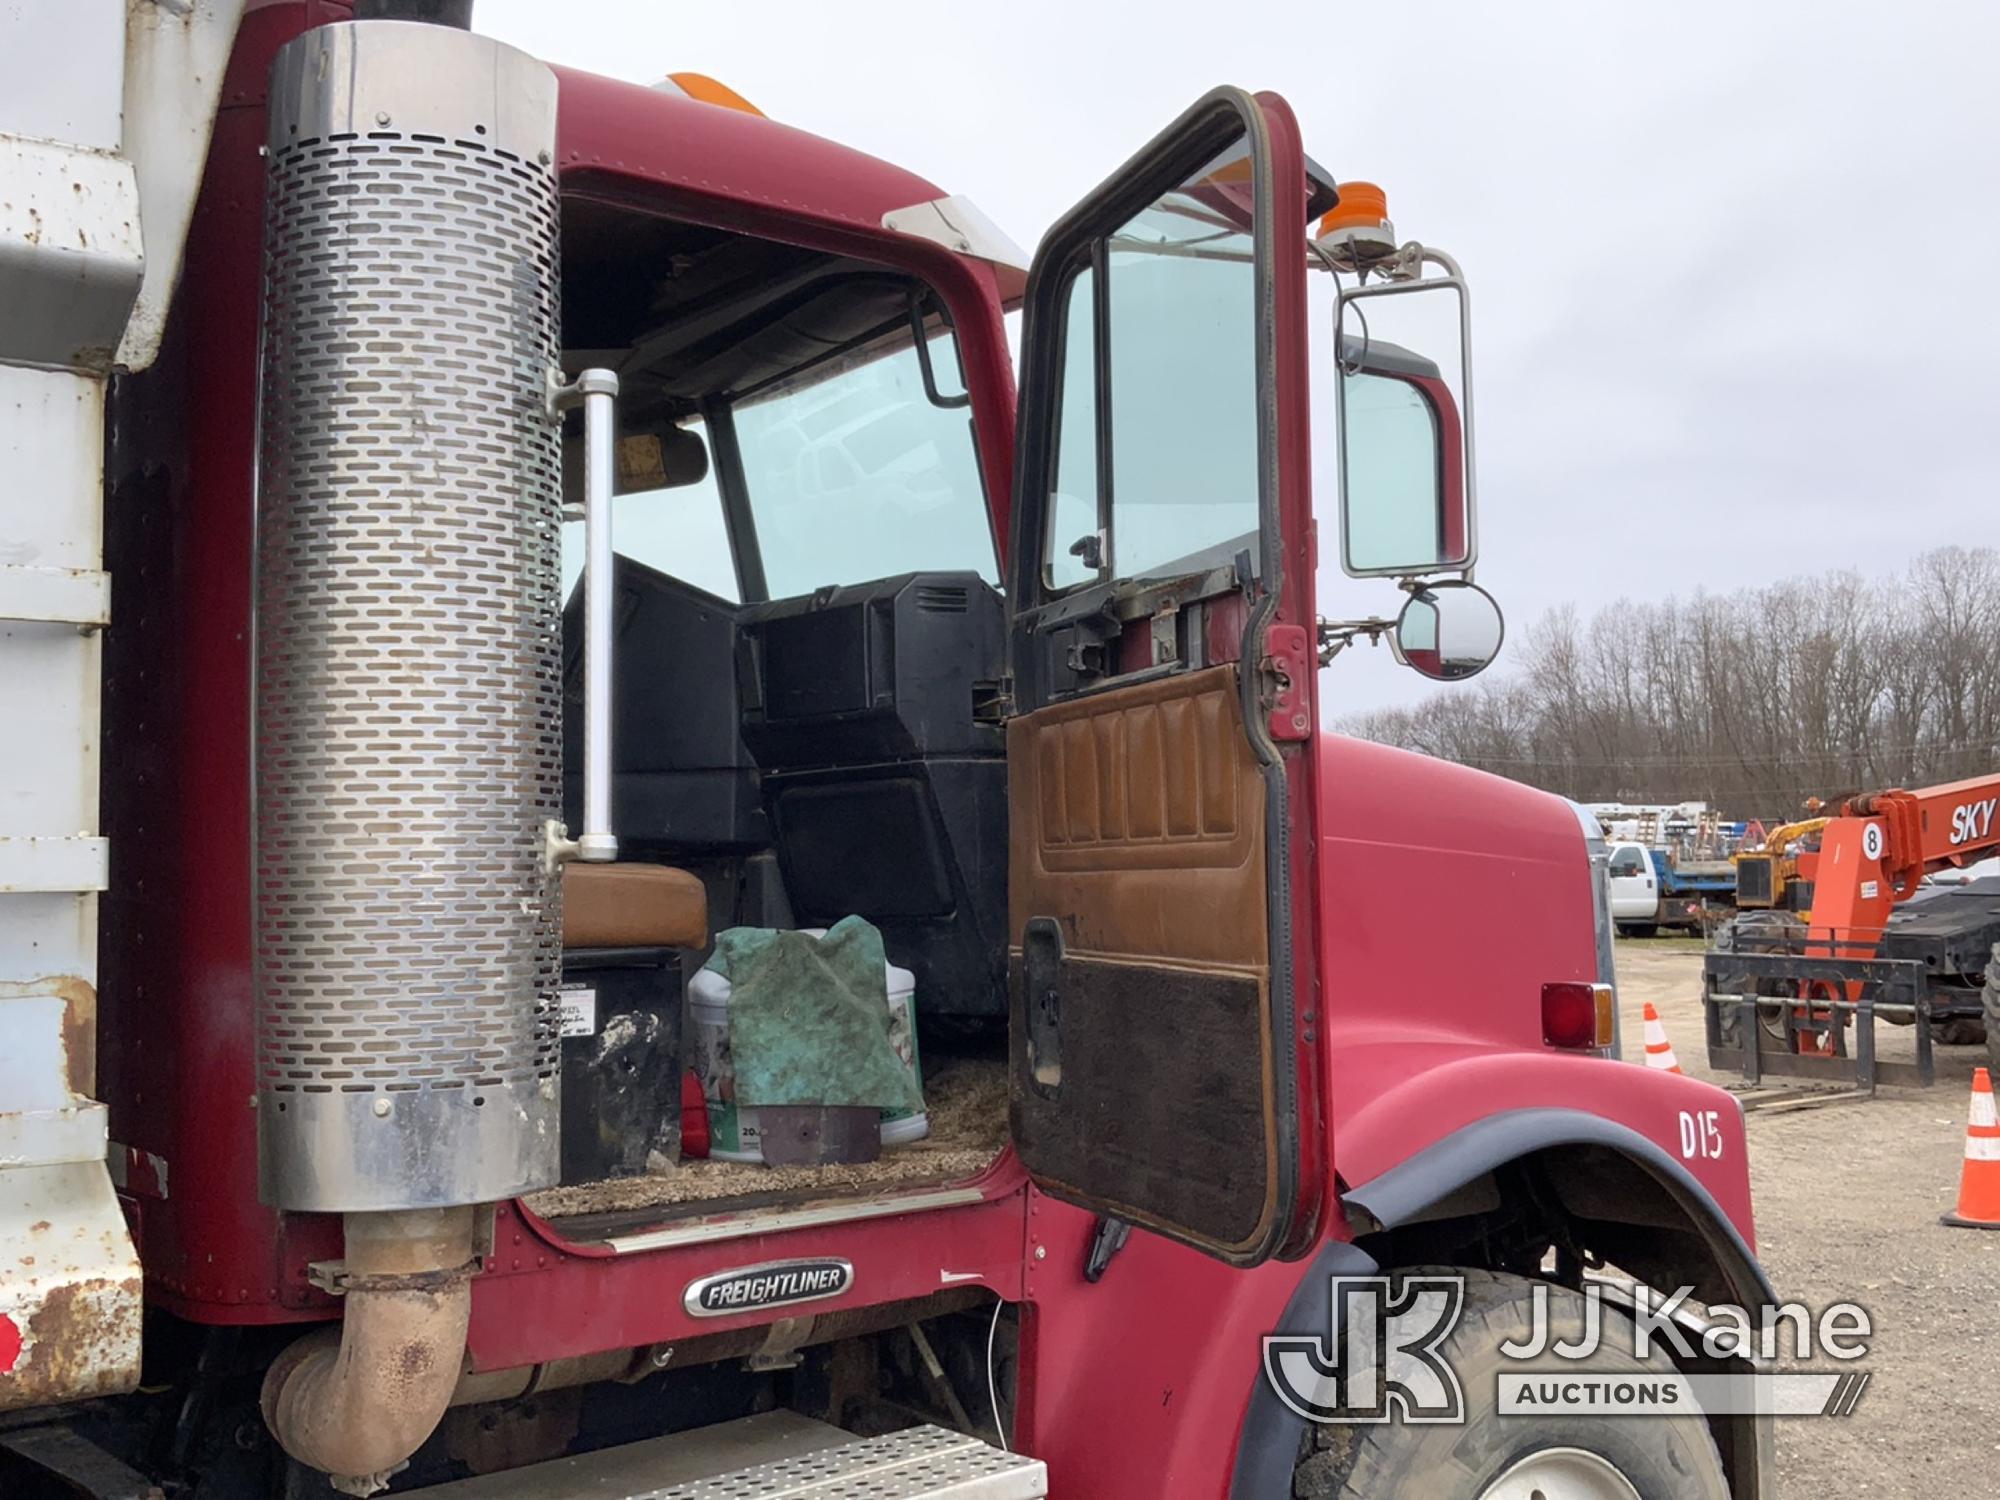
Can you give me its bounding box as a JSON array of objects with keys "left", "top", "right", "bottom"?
[{"left": 413, "top": 1411, "right": 1046, "bottom": 1499}]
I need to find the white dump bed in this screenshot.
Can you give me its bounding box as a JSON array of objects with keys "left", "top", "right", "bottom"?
[{"left": 0, "top": 0, "right": 244, "bottom": 1414}]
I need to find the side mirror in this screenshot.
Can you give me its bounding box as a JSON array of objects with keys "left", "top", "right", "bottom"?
[
  {"left": 1313, "top": 197, "right": 1497, "bottom": 683},
  {"left": 1393, "top": 580, "right": 1503, "bottom": 682},
  {"left": 1333, "top": 262, "right": 1475, "bottom": 578}
]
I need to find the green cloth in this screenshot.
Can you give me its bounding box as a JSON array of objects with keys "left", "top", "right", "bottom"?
[{"left": 702, "top": 916, "right": 921, "bottom": 1112}]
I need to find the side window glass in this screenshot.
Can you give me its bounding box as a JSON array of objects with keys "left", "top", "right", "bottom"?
[
  {"left": 1043, "top": 266, "right": 1099, "bottom": 590},
  {"left": 1038, "top": 149, "right": 1261, "bottom": 591},
  {"left": 1105, "top": 159, "right": 1258, "bottom": 577},
  {"left": 560, "top": 418, "right": 740, "bottom": 603}
]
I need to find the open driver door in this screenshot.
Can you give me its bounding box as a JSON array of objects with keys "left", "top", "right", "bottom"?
[{"left": 1005, "top": 89, "right": 1329, "bottom": 1266}]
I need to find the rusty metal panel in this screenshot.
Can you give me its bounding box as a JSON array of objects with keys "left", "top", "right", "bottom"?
[
  {"left": 0, "top": 994, "right": 139, "bottom": 1411},
  {"left": 0, "top": 1159, "right": 144, "bottom": 1412}
]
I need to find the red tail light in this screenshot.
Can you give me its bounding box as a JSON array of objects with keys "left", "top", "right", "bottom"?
[{"left": 1542, "top": 981, "right": 1615, "bottom": 1050}]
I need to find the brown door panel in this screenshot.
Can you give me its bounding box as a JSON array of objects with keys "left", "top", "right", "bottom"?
[
  {"left": 1006, "top": 665, "right": 1281, "bottom": 1257},
  {"left": 1008, "top": 665, "right": 1268, "bottom": 961}
]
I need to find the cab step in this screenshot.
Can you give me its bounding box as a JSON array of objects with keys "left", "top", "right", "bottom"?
[{"left": 413, "top": 1411, "right": 1046, "bottom": 1498}]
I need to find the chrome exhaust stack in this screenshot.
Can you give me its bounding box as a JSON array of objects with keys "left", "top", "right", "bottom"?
[{"left": 251, "top": 18, "right": 574, "bottom": 1492}]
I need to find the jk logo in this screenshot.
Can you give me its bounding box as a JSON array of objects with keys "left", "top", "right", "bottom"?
[{"left": 1262, "top": 1276, "right": 1467, "bottom": 1425}]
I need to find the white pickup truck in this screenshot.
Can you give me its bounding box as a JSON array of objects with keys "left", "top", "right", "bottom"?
[
  {"left": 1606, "top": 840, "right": 1730, "bottom": 934},
  {"left": 1607, "top": 841, "right": 1660, "bottom": 926}
]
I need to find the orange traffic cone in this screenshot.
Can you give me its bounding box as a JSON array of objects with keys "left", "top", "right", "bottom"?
[
  {"left": 1942, "top": 1067, "right": 2000, "bottom": 1230},
  {"left": 1641, "top": 1001, "right": 1683, "bottom": 1075}
]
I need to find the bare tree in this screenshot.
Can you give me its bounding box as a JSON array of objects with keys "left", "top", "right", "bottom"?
[{"left": 1338, "top": 548, "right": 2000, "bottom": 821}]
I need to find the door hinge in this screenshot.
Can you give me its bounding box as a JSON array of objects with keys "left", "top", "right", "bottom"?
[
  {"left": 1263, "top": 624, "right": 1313, "bottom": 742},
  {"left": 1148, "top": 596, "right": 1181, "bottom": 667},
  {"left": 1064, "top": 639, "right": 1107, "bottom": 680},
  {"left": 973, "top": 677, "right": 1013, "bottom": 724}
]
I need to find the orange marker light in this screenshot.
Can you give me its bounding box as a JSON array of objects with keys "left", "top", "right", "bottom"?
[
  {"left": 1317, "top": 180, "right": 1391, "bottom": 239},
  {"left": 667, "top": 72, "right": 766, "bottom": 118}
]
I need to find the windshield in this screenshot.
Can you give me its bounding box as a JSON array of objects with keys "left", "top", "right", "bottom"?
[{"left": 732, "top": 329, "right": 997, "bottom": 598}]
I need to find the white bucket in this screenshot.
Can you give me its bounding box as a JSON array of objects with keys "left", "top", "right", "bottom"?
[
  {"left": 687, "top": 966, "right": 761, "bottom": 1163},
  {"left": 688, "top": 936, "right": 928, "bottom": 1164},
  {"left": 879, "top": 964, "right": 929, "bottom": 1147}
]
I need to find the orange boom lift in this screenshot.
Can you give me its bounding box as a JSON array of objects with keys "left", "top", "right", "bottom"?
[
  {"left": 1706, "top": 773, "right": 2000, "bottom": 1090},
  {"left": 1806, "top": 776, "right": 2000, "bottom": 936}
]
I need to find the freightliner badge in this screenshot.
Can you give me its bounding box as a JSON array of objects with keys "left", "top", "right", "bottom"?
[{"left": 682, "top": 1258, "right": 854, "bottom": 1317}]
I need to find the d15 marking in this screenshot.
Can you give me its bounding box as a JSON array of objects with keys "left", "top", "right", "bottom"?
[{"left": 1680, "top": 1109, "right": 1724, "bottom": 1161}]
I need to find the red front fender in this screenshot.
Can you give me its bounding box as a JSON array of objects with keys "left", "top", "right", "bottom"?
[{"left": 1330, "top": 1038, "right": 1757, "bottom": 1252}]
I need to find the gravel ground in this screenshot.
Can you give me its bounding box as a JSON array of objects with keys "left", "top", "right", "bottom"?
[{"left": 1615, "top": 939, "right": 2000, "bottom": 1498}]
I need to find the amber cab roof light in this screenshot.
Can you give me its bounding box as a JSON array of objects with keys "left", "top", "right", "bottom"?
[
  {"left": 1316, "top": 180, "right": 1390, "bottom": 237},
  {"left": 658, "top": 72, "right": 766, "bottom": 118},
  {"left": 1315, "top": 180, "right": 1398, "bottom": 273}
]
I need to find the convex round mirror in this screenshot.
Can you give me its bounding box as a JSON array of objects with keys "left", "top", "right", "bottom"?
[{"left": 1394, "top": 579, "right": 1503, "bottom": 681}]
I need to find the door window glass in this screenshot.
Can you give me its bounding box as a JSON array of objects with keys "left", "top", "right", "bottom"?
[
  {"left": 1041, "top": 148, "right": 1261, "bottom": 589},
  {"left": 1043, "top": 267, "right": 1100, "bottom": 590},
  {"left": 1107, "top": 160, "right": 1258, "bottom": 577}
]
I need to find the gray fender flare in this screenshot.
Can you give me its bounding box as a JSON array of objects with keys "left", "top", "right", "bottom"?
[{"left": 1343, "top": 1107, "right": 1773, "bottom": 1306}]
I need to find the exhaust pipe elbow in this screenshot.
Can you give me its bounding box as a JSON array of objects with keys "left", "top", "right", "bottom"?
[{"left": 262, "top": 1209, "right": 478, "bottom": 1496}]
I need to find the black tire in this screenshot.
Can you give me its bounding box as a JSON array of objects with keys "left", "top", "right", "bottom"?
[
  {"left": 1712, "top": 910, "right": 1816, "bottom": 1048},
  {"left": 1290, "top": 1268, "right": 1729, "bottom": 1500},
  {"left": 1982, "top": 944, "right": 2000, "bottom": 1079},
  {"left": 1623, "top": 923, "right": 1658, "bottom": 940},
  {"left": 1933, "top": 1016, "right": 1987, "bottom": 1047}
]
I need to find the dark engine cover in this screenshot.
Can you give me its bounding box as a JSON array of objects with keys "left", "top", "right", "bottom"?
[{"left": 737, "top": 575, "right": 1007, "bottom": 1018}]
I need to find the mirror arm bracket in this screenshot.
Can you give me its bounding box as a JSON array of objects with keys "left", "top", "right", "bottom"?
[
  {"left": 1320, "top": 575, "right": 1439, "bottom": 665},
  {"left": 1316, "top": 614, "right": 1396, "bottom": 668}
]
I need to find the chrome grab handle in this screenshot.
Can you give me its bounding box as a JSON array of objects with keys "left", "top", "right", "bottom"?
[{"left": 550, "top": 367, "right": 620, "bottom": 864}]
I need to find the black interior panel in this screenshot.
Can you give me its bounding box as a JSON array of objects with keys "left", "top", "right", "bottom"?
[
  {"left": 563, "top": 567, "right": 1009, "bottom": 1018},
  {"left": 738, "top": 574, "right": 1008, "bottom": 1018},
  {"left": 563, "top": 556, "right": 767, "bottom": 852},
  {"left": 737, "top": 572, "right": 1005, "bottom": 763},
  {"left": 772, "top": 777, "right": 953, "bottom": 917},
  {"left": 561, "top": 194, "right": 926, "bottom": 415}
]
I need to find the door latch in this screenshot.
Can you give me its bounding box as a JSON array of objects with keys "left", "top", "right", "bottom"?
[
  {"left": 1022, "top": 917, "right": 1065, "bottom": 1093},
  {"left": 1263, "top": 624, "right": 1313, "bottom": 742}
]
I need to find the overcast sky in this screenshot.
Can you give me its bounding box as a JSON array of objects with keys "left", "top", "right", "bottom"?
[{"left": 481, "top": 0, "right": 2000, "bottom": 712}]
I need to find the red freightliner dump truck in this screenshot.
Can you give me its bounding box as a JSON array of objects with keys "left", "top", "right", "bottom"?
[{"left": 0, "top": 2, "right": 1771, "bottom": 1495}]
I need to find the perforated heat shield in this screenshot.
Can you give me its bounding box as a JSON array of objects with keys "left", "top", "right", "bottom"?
[{"left": 253, "top": 20, "right": 564, "bottom": 1211}]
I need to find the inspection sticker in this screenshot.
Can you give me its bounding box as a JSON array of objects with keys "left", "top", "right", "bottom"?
[{"left": 558, "top": 986, "right": 598, "bottom": 1038}]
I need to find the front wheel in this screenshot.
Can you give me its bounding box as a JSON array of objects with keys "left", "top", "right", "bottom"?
[
  {"left": 1479, "top": 1447, "right": 1645, "bottom": 1498},
  {"left": 1290, "top": 1268, "right": 1729, "bottom": 1499}
]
